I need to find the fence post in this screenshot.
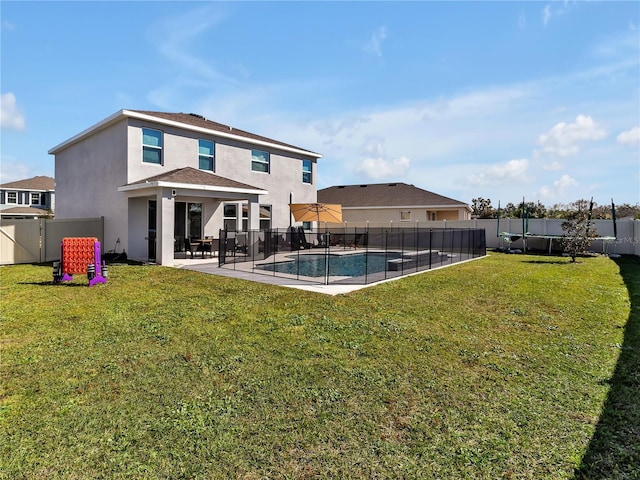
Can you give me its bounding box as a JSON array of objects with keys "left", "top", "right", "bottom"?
[{"left": 429, "top": 228, "right": 433, "bottom": 269}]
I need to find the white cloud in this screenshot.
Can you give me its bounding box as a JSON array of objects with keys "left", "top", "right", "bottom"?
[
  {"left": 0, "top": 156, "right": 30, "bottom": 183},
  {"left": 518, "top": 11, "right": 526, "bottom": 30},
  {"left": 616, "top": 126, "right": 640, "bottom": 146},
  {"left": 537, "top": 115, "right": 606, "bottom": 157},
  {"left": 543, "top": 161, "right": 563, "bottom": 171},
  {"left": 356, "top": 156, "right": 410, "bottom": 180},
  {"left": 313, "top": 116, "right": 370, "bottom": 139},
  {"left": 466, "top": 159, "right": 530, "bottom": 186},
  {"left": 542, "top": 5, "right": 552, "bottom": 26},
  {"left": 355, "top": 138, "right": 410, "bottom": 180},
  {"left": 537, "top": 174, "right": 578, "bottom": 200},
  {"left": 152, "top": 6, "right": 228, "bottom": 82},
  {"left": 363, "top": 26, "right": 387, "bottom": 58},
  {"left": 543, "top": 1, "right": 577, "bottom": 27},
  {"left": 0, "top": 93, "right": 25, "bottom": 131},
  {"left": 2, "top": 20, "right": 16, "bottom": 31}
]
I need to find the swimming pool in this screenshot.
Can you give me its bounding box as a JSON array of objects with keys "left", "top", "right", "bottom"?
[{"left": 256, "top": 252, "right": 402, "bottom": 278}]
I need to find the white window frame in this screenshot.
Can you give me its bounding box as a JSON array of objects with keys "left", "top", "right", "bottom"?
[
  {"left": 30, "top": 193, "right": 41, "bottom": 205},
  {"left": 6, "top": 191, "right": 17, "bottom": 204},
  {"left": 302, "top": 159, "right": 312, "bottom": 184},
  {"left": 142, "top": 128, "right": 163, "bottom": 164},
  {"left": 259, "top": 204, "right": 272, "bottom": 230},
  {"left": 198, "top": 139, "right": 215, "bottom": 171},
  {"left": 223, "top": 203, "right": 238, "bottom": 231},
  {"left": 251, "top": 149, "right": 270, "bottom": 173}
]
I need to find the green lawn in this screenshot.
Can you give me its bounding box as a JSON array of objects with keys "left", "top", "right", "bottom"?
[{"left": 1, "top": 253, "right": 638, "bottom": 479}]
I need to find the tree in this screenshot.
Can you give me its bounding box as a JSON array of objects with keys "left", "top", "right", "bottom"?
[
  {"left": 471, "top": 197, "right": 494, "bottom": 218},
  {"left": 561, "top": 203, "right": 598, "bottom": 262}
]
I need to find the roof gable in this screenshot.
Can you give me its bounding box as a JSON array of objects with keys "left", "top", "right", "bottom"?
[
  {"left": 318, "top": 183, "right": 469, "bottom": 208},
  {"left": 0, "top": 176, "right": 55, "bottom": 191}
]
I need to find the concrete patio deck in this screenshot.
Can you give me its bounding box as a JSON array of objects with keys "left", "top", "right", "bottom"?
[{"left": 173, "top": 253, "right": 487, "bottom": 296}]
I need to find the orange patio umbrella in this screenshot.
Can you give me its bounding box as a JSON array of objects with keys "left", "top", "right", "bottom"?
[{"left": 289, "top": 203, "right": 343, "bottom": 224}]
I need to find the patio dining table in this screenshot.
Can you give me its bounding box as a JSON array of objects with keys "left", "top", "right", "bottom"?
[{"left": 193, "top": 238, "right": 218, "bottom": 257}]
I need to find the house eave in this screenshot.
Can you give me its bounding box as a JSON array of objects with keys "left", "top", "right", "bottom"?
[{"left": 118, "top": 180, "right": 267, "bottom": 196}]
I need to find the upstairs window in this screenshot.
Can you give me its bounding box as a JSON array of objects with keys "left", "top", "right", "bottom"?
[
  {"left": 198, "top": 139, "right": 215, "bottom": 171},
  {"left": 251, "top": 149, "right": 270, "bottom": 173},
  {"left": 142, "top": 128, "right": 163, "bottom": 164},
  {"left": 302, "top": 159, "right": 312, "bottom": 184},
  {"left": 7, "top": 192, "right": 17, "bottom": 204},
  {"left": 30, "top": 193, "right": 41, "bottom": 205}
]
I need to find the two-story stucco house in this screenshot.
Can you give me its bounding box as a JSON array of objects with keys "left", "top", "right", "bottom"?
[
  {"left": 0, "top": 176, "right": 55, "bottom": 219},
  {"left": 49, "top": 110, "right": 321, "bottom": 266}
]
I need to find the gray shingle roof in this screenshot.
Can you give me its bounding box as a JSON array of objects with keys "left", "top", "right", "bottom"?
[
  {"left": 0, "top": 176, "right": 55, "bottom": 191},
  {"left": 130, "top": 110, "right": 319, "bottom": 156},
  {"left": 317, "top": 183, "right": 469, "bottom": 208},
  {"left": 126, "top": 167, "right": 265, "bottom": 192}
]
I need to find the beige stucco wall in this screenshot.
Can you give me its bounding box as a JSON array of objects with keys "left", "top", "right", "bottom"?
[
  {"left": 342, "top": 207, "right": 470, "bottom": 225},
  {"left": 54, "top": 119, "right": 129, "bottom": 256},
  {"left": 126, "top": 119, "right": 317, "bottom": 229}
]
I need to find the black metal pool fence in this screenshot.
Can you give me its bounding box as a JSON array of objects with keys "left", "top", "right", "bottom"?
[{"left": 219, "top": 227, "right": 486, "bottom": 285}]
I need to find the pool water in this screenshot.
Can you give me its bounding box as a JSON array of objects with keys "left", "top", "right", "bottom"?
[{"left": 257, "top": 253, "right": 401, "bottom": 277}]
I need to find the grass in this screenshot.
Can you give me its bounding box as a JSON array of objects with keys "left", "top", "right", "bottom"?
[{"left": 1, "top": 252, "right": 638, "bottom": 479}]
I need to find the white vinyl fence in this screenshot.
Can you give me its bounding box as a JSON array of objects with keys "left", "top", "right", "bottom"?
[
  {"left": 0, "top": 217, "right": 103, "bottom": 265},
  {"left": 327, "top": 218, "right": 639, "bottom": 256}
]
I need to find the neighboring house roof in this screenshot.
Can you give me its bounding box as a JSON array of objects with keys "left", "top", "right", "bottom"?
[
  {"left": 49, "top": 110, "right": 322, "bottom": 159},
  {"left": 0, "top": 206, "right": 51, "bottom": 216},
  {"left": 0, "top": 176, "right": 55, "bottom": 191},
  {"left": 318, "top": 183, "right": 471, "bottom": 210},
  {"left": 120, "top": 167, "right": 267, "bottom": 195}
]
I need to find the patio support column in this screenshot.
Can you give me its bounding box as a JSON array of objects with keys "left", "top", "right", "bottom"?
[
  {"left": 247, "top": 196, "right": 260, "bottom": 256},
  {"left": 247, "top": 196, "right": 260, "bottom": 230},
  {"left": 157, "top": 188, "right": 175, "bottom": 267}
]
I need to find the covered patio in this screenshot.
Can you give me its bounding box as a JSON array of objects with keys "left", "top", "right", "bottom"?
[{"left": 118, "top": 167, "right": 267, "bottom": 266}]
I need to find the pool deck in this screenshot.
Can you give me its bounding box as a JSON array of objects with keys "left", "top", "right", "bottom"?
[{"left": 174, "top": 250, "right": 487, "bottom": 296}]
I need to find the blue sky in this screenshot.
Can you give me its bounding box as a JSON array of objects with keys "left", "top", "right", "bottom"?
[{"left": 1, "top": 1, "right": 639, "bottom": 207}]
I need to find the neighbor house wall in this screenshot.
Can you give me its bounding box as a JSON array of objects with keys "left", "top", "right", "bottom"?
[
  {"left": 54, "top": 119, "right": 129, "bottom": 256},
  {"left": 342, "top": 207, "right": 470, "bottom": 225}
]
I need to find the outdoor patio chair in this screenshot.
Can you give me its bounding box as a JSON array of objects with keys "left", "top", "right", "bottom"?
[
  {"left": 235, "top": 233, "right": 248, "bottom": 254},
  {"left": 224, "top": 233, "right": 237, "bottom": 257},
  {"left": 184, "top": 238, "right": 198, "bottom": 258},
  {"left": 201, "top": 237, "right": 219, "bottom": 257},
  {"left": 208, "top": 238, "right": 219, "bottom": 257}
]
